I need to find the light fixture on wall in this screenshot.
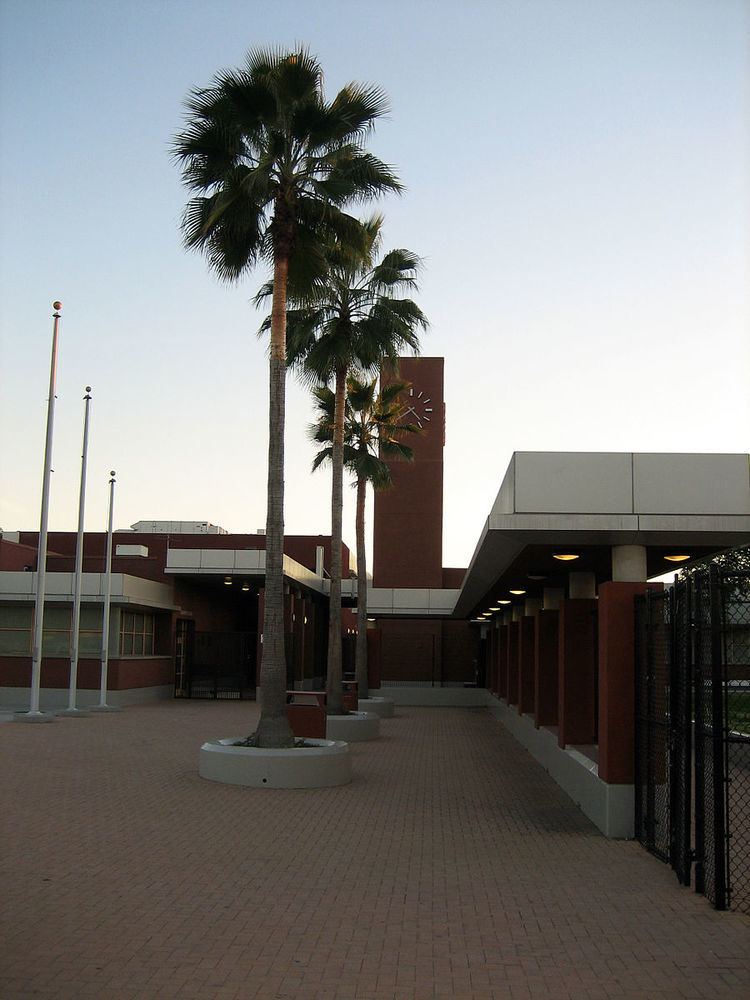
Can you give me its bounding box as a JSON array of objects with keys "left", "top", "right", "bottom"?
[
  {"left": 664, "top": 554, "right": 690, "bottom": 563},
  {"left": 553, "top": 553, "right": 579, "bottom": 561},
  {"left": 242, "top": 582, "right": 250, "bottom": 592},
  {"left": 224, "top": 576, "right": 232, "bottom": 586}
]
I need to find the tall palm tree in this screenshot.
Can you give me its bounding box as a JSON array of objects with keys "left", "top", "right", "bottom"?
[
  {"left": 262, "top": 220, "right": 426, "bottom": 713},
  {"left": 310, "top": 376, "right": 419, "bottom": 699},
  {"left": 173, "top": 47, "right": 401, "bottom": 746}
]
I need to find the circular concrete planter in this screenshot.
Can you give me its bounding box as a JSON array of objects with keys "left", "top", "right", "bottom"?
[
  {"left": 326, "top": 711, "right": 380, "bottom": 742},
  {"left": 358, "top": 696, "right": 395, "bottom": 719},
  {"left": 199, "top": 738, "right": 351, "bottom": 789}
]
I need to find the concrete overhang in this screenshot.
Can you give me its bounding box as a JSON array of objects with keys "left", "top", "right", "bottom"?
[
  {"left": 454, "top": 452, "right": 750, "bottom": 619},
  {"left": 0, "top": 571, "right": 179, "bottom": 611},
  {"left": 165, "top": 548, "right": 329, "bottom": 597}
]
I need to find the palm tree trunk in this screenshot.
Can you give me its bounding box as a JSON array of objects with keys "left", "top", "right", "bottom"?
[
  {"left": 354, "top": 471, "right": 369, "bottom": 699},
  {"left": 325, "top": 363, "right": 347, "bottom": 715},
  {"left": 255, "top": 255, "right": 294, "bottom": 747}
]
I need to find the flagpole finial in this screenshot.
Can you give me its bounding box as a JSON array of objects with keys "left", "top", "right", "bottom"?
[{"left": 53, "top": 300, "right": 62, "bottom": 312}]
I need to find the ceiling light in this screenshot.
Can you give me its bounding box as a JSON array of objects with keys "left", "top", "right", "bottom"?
[
  {"left": 553, "top": 553, "right": 579, "bottom": 561},
  {"left": 664, "top": 554, "right": 690, "bottom": 563},
  {"left": 509, "top": 589, "right": 526, "bottom": 596},
  {"left": 527, "top": 573, "right": 547, "bottom": 581},
  {"left": 242, "top": 582, "right": 250, "bottom": 592},
  {"left": 224, "top": 576, "right": 232, "bottom": 585},
  {"left": 489, "top": 606, "right": 501, "bottom": 611},
  {"left": 498, "top": 599, "right": 511, "bottom": 605}
]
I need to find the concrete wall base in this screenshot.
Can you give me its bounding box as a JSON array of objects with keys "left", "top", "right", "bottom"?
[
  {"left": 379, "top": 685, "right": 488, "bottom": 707},
  {"left": 0, "top": 684, "right": 174, "bottom": 711},
  {"left": 486, "top": 696, "right": 634, "bottom": 838}
]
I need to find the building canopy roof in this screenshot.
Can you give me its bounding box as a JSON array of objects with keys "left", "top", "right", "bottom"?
[{"left": 454, "top": 452, "right": 750, "bottom": 619}]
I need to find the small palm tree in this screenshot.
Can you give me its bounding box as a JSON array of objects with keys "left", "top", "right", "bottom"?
[
  {"left": 310, "top": 376, "right": 419, "bottom": 699},
  {"left": 173, "top": 47, "right": 401, "bottom": 746},
  {"left": 263, "top": 219, "right": 426, "bottom": 713}
]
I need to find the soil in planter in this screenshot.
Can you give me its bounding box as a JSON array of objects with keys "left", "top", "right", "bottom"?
[{"left": 232, "top": 736, "right": 322, "bottom": 749}]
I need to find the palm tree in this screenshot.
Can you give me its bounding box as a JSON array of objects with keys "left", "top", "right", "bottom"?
[
  {"left": 310, "top": 376, "right": 419, "bottom": 699},
  {"left": 173, "top": 47, "right": 401, "bottom": 746},
  {"left": 263, "top": 220, "right": 426, "bottom": 713}
]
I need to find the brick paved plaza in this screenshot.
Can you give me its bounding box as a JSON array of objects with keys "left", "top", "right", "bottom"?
[{"left": 2, "top": 702, "right": 749, "bottom": 1000}]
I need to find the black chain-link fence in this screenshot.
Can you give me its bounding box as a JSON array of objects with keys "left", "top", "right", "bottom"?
[{"left": 635, "top": 545, "right": 750, "bottom": 914}]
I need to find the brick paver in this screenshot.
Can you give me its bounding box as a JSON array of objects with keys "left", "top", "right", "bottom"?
[{"left": 2, "top": 702, "right": 749, "bottom": 999}]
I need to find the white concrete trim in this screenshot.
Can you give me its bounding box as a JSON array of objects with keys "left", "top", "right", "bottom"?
[
  {"left": 0, "top": 571, "right": 178, "bottom": 611},
  {"left": 486, "top": 697, "right": 634, "bottom": 838}
]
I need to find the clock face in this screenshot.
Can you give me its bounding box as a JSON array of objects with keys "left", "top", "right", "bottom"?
[{"left": 405, "top": 387, "right": 434, "bottom": 429}]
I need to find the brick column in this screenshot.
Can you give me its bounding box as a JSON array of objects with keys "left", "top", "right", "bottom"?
[
  {"left": 507, "top": 621, "right": 520, "bottom": 705},
  {"left": 534, "top": 610, "right": 559, "bottom": 728},
  {"left": 598, "top": 581, "right": 663, "bottom": 783},
  {"left": 518, "top": 616, "right": 535, "bottom": 715},
  {"left": 558, "top": 598, "right": 597, "bottom": 748},
  {"left": 487, "top": 625, "right": 496, "bottom": 694},
  {"left": 366, "top": 627, "right": 382, "bottom": 690},
  {"left": 497, "top": 623, "right": 508, "bottom": 699}
]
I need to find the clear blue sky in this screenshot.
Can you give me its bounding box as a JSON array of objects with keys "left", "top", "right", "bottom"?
[{"left": 1, "top": 0, "right": 747, "bottom": 567}]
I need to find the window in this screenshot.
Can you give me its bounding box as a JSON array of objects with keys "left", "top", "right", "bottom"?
[
  {"left": 0, "top": 604, "right": 105, "bottom": 656},
  {"left": 120, "top": 611, "right": 155, "bottom": 656},
  {"left": 0, "top": 605, "right": 32, "bottom": 654}
]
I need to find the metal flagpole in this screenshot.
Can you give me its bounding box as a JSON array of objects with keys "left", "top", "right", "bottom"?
[
  {"left": 58, "top": 388, "right": 93, "bottom": 717},
  {"left": 15, "top": 301, "right": 63, "bottom": 724},
  {"left": 90, "top": 472, "right": 121, "bottom": 712}
]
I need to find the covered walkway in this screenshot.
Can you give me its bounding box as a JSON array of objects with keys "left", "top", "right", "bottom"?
[{"left": 2, "top": 702, "right": 749, "bottom": 999}]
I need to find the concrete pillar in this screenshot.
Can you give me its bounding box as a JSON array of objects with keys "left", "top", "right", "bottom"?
[
  {"left": 524, "top": 597, "right": 542, "bottom": 616},
  {"left": 543, "top": 587, "right": 564, "bottom": 610},
  {"left": 534, "top": 609, "right": 559, "bottom": 728},
  {"left": 598, "top": 580, "right": 662, "bottom": 783},
  {"left": 569, "top": 572, "right": 597, "bottom": 599},
  {"left": 558, "top": 598, "right": 598, "bottom": 748},
  {"left": 611, "top": 544, "right": 647, "bottom": 583},
  {"left": 518, "top": 615, "right": 535, "bottom": 715}
]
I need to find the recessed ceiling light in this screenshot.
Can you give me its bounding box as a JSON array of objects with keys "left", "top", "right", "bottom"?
[
  {"left": 509, "top": 589, "right": 526, "bottom": 596},
  {"left": 553, "top": 553, "right": 579, "bottom": 561},
  {"left": 664, "top": 554, "right": 690, "bottom": 563}
]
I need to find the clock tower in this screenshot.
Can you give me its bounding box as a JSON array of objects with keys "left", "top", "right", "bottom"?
[{"left": 373, "top": 356, "right": 445, "bottom": 588}]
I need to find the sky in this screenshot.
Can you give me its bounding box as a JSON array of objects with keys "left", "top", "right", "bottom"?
[{"left": 0, "top": 0, "right": 748, "bottom": 569}]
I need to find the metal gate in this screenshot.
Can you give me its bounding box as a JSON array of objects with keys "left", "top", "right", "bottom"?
[
  {"left": 174, "top": 630, "right": 257, "bottom": 699},
  {"left": 635, "top": 547, "right": 750, "bottom": 913}
]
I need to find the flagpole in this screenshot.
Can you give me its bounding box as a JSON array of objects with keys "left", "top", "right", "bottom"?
[
  {"left": 90, "top": 471, "right": 121, "bottom": 712},
  {"left": 15, "top": 301, "right": 63, "bottom": 724},
  {"left": 58, "top": 387, "right": 92, "bottom": 717}
]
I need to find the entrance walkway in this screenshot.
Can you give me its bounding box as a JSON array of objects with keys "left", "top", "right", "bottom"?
[{"left": 2, "top": 703, "right": 749, "bottom": 999}]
